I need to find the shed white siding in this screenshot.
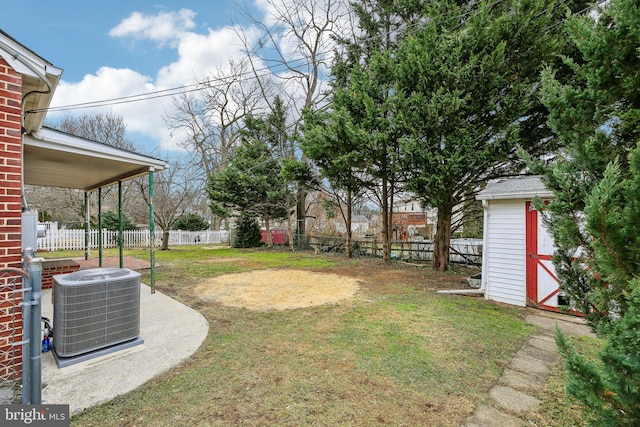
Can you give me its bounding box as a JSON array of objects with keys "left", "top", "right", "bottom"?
[{"left": 483, "top": 199, "right": 526, "bottom": 306}]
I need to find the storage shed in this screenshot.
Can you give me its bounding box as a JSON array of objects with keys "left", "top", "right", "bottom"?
[{"left": 476, "top": 175, "right": 562, "bottom": 311}]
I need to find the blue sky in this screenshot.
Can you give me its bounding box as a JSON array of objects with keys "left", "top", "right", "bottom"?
[
  {"left": 1, "top": 1, "right": 266, "bottom": 158},
  {"left": 2, "top": 2, "right": 241, "bottom": 81}
]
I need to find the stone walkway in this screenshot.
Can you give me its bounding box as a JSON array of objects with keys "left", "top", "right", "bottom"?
[{"left": 463, "top": 309, "right": 596, "bottom": 427}]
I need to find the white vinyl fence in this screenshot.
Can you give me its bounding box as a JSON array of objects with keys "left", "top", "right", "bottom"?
[{"left": 37, "top": 229, "right": 231, "bottom": 252}]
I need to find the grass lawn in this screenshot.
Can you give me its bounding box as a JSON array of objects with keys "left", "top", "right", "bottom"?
[{"left": 42, "top": 246, "right": 596, "bottom": 426}]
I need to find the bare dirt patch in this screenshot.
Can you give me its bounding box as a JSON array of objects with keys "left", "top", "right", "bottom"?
[{"left": 194, "top": 269, "right": 360, "bottom": 310}]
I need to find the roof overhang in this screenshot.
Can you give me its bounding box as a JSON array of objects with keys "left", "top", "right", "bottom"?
[
  {"left": 0, "top": 30, "right": 63, "bottom": 133},
  {"left": 24, "top": 127, "right": 168, "bottom": 191}
]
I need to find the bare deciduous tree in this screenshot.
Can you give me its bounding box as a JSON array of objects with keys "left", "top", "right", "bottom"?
[
  {"left": 165, "top": 58, "right": 269, "bottom": 178},
  {"left": 134, "top": 160, "right": 201, "bottom": 250},
  {"left": 237, "top": 0, "right": 352, "bottom": 238},
  {"left": 164, "top": 58, "right": 269, "bottom": 229},
  {"left": 27, "top": 113, "right": 141, "bottom": 226},
  {"left": 53, "top": 112, "right": 140, "bottom": 151}
]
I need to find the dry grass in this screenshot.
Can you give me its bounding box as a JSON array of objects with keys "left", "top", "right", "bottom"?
[{"left": 68, "top": 247, "right": 541, "bottom": 426}]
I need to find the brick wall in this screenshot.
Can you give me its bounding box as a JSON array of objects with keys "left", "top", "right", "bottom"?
[
  {"left": 0, "top": 57, "right": 23, "bottom": 269},
  {"left": 42, "top": 259, "right": 80, "bottom": 290},
  {"left": 0, "top": 57, "right": 24, "bottom": 381},
  {"left": 42, "top": 260, "right": 80, "bottom": 307}
]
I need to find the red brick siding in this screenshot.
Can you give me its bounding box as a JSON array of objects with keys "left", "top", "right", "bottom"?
[
  {"left": 42, "top": 259, "right": 80, "bottom": 293},
  {"left": 43, "top": 260, "right": 81, "bottom": 307},
  {"left": 0, "top": 58, "right": 23, "bottom": 269},
  {"left": 0, "top": 57, "right": 24, "bottom": 380}
]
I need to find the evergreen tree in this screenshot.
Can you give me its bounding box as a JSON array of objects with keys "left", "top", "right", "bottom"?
[
  {"left": 315, "top": 0, "right": 587, "bottom": 269},
  {"left": 395, "top": 0, "right": 578, "bottom": 271},
  {"left": 311, "top": 1, "right": 429, "bottom": 264},
  {"left": 525, "top": 0, "right": 640, "bottom": 423},
  {"left": 207, "top": 100, "right": 289, "bottom": 248},
  {"left": 233, "top": 213, "right": 263, "bottom": 248},
  {"left": 302, "top": 108, "right": 369, "bottom": 258},
  {"left": 100, "top": 210, "right": 138, "bottom": 231},
  {"left": 173, "top": 213, "right": 209, "bottom": 231}
]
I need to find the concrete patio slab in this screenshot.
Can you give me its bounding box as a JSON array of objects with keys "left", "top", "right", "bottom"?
[{"left": 40, "top": 283, "right": 208, "bottom": 415}]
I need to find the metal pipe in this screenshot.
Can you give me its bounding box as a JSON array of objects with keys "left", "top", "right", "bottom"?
[
  {"left": 24, "top": 249, "right": 43, "bottom": 404},
  {"left": 18, "top": 262, "right": 32, "bottom": 404},
  {"left": 436, "top": 289, "right": 485, "bottom": 295}
]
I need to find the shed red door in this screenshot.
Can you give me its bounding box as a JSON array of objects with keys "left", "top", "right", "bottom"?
[{"left": 525, "top": 201, "right": 561, "bottom": 310}]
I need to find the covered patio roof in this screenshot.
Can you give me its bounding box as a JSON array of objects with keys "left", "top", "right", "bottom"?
[{"left": 24, "top": 127, "right": 167, "bottom": 191}]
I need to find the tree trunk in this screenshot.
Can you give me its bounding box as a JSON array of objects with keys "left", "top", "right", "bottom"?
[
  {"left": 296, "top": 185, "right": 306, "bottom": 242},
  {"left": 345, "top": 190, "right": 353, "bottom": 259},
  {"left": 211, "top": 214, "right": 222, "bottom": 230},
  {"left": 381, "top": 177, "right": 392, "bottom": 264},
  {"left": 432, "top": 205, "right": 452, "bottom": 272},
  {"left": 286, "top": 191, "right": 295, "bottom": 251},
  {"left": 161, "top": 230, "right": 170, "bottom": 251},
  {"left": 286, "top": 210, "right": 295, "bottom": 251},
  {"left": 264, "top": 208, "right": 273, "bottom": 248}
]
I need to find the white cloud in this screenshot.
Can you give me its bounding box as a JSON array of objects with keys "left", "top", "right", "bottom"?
[
  {"left": 48, "top": 3, "right": 344, "bottom": 154},
  {"left": 156, "top": 25, "right": 259, "bottom": 88},
  {"left": 48, "top": 9, "right": 265, "bottom": 153},
  {"left": 49, "top": 67, "right": 175, "bottom": 149},
  {"left": 109, "top": 8, "right": 197, "bottom": 46}
]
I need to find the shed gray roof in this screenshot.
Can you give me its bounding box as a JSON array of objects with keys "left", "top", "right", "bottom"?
[{"left": 476, "top": 175, "right": 554, "bottom": 200}]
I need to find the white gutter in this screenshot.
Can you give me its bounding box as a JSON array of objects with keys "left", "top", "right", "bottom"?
[{"left": 0, "top": 36, "right": 62, "bottom": 209}]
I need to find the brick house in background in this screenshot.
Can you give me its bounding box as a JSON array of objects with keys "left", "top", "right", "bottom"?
[
  {"left": 393, "top": 198, "right": 434, "bottom": 240},
  {"left": 0, "top": 30, "right": 165, "bottom": 390}
]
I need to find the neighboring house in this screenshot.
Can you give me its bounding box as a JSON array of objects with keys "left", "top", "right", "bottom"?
[
  {"left": 393, "top": 198, "right": 434, "bottom": 240},
  {"left": 476, "top": 175, "right": 564, "bottom": 312},
  {"left": 0, "top": 30, "right": 166, "bottom": 387},
  {"left": 335, "top": 214, "right": 370, "bottom": 235}
]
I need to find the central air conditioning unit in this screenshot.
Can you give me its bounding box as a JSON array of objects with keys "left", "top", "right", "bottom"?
[{"left": 53, "top": 268, "right": 142, "bottom": 361}]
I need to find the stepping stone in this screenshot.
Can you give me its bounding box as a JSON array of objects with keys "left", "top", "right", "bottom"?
[
  {"left": 500, "top": 368, "right": 546, "bottom": 392},
  {"left": 510, "top": 354, "right": 552, "bottom": 377},
  {"left": 490, "top": 385, "right": 541, "bottom": 415},
  {"left": 528, "top": 335, "right": 558, "bottom": 353},
  {"left": 517, "top": 345, "right": 560, "bottom": 366},
  {"left": 464, "top": 403, "right": 528, "bottom": 427}
]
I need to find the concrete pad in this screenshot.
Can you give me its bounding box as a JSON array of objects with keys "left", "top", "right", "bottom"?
[
  {"left": 510, "top": 354, "right": 553, "bottom": 378},
  {"left": 500, "top": 369, "right": 547, "bottom": 392},
  {"left": 516, "top": 344, "right": 560, "bottom": 366},
  {"left": 40, "top": 284, "right": 209, "bottom": 415},
  {"left": 524, "top": 312, "right": 595, "bottom": 337},
  {"left": 489, "top": 385, "right": 540, "bottom": 415},
  {"left": 528, "top": 335, "right": 558, "bottom": 353},
  {"left": 464, "top": 404, "right": 528, "bottom": 427}
]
